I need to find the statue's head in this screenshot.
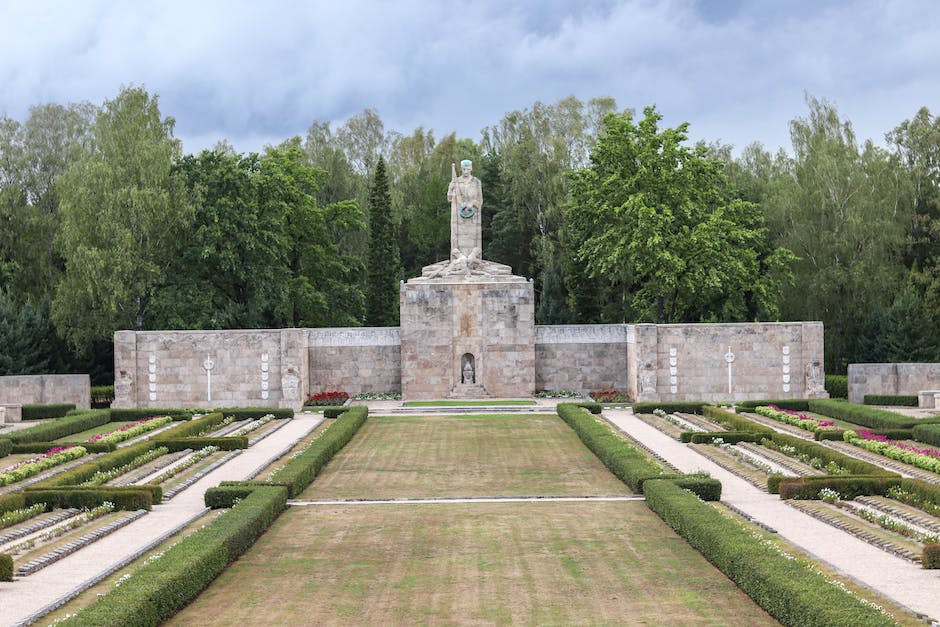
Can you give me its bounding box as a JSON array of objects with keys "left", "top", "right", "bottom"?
[{"left": 460, "top": 159, "right": 472, "bottom": 175}]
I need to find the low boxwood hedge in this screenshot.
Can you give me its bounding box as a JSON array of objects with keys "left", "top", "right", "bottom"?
[
  {"left": 814, "top": 429, "right": 846, "bottom": 441},
  {"left": 576, "top": 401, "right": 603, "bottom": 414},
  {"left": 815, "top": 428, "right": 913, "bottom": 442},
  {"left": 59, "top": 485, "right": 288, "bottom": 627},
  {"left": 21, "top": 403, "right": 76, "bottom": 420},
  {"left": 808, "top": 399, "right": 940, "bottom": 430},
  {"left": 913, "top": 424, "right": 940, "bottom": 448},
  {"left": 0, "top": 553, "right": 11, "bottom": 581},
  {"left": 12, "top": 441, "right": 116, "bottom": 454},
  {"left": 0, "top": 438, "right": 10, "bottom": 458},
  {"left": 322, "top": 406, "right": 347, "bottom": 418},
  {"left": 863, "top": 394, "right": 919, "bottom": 406},
  {"left": 205, "top": 484, "right": 257, "bottom": 509},
  {"left": 158, "top": 436, "right": 248, "bottom": 452},
  {"left": 0, "top": 492, "right": 25, "bottom": 515},
  {"left": 264, "top": 406, "right": 368, "bottom": 497},
  {"left": 109, "top": 408, "right": 196, "bottom": 421},
  {"left": 924, "top": 544, "right": 940, "bottom": 569},
  {"left": 768, "top": 432, "right": 897, "bottom": 478},
  {"left": 217, "top": 407, "right": 293, "bottom": 420},
  {"left": 777, "top": 475, "right": 903, "bottom": 500},
  {"left": 684, "top": 431, "right": 761, "bottom": 445},
  {"left": 632, "top": 401, "right": 707, "bottom": 415},
  {"left": 825, "top": 375, "right": 848, "bottom": 399},
  {"left": 643, "top": 479, "right": 895, "bottom": 626},
  {"left": 33, "top": 441, "right": 160, "bottom": 488},
  {"left": 702, "top": 406, "right": 776, "bottom": 438},
  {"left": 735, "top": 399, "right": 810, "bottom": 411},
  {"left": 25, "top": 486, "right": 154, "bottom": 510},
  {"left": 153, "top": 412, "right": 226, "bottom": 439},
  {"left": 8, "top": 410, "right": 110, "bottom": 443}
]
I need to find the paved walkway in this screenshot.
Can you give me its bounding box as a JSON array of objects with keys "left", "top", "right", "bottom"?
[
  {"left": 1, "top": 414, "right": 325, "bottom": 627},
  {"left": 604, "top": 409, "right": 940, "bottom": 623}
]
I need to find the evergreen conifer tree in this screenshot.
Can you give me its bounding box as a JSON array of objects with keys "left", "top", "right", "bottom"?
[{"left": 365, "top": 156, "right": 400, "bottom": 325}]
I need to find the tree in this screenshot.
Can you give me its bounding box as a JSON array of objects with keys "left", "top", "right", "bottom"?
[
  {"left": 569, "top": 106, "right": 794, "bottom": 324},
  {"left": 365, "top": 156, "right": 400, "bottom": 325},
  {"left": 52, "top": 86, "right": 192, "bottom": 349}
]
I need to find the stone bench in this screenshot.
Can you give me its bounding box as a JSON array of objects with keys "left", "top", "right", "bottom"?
[
  {"left": 918, "top": 391, "right": 940, "bottom": 409},
  {"left": 0, "top": 404, "right": 22, "bottom": 423}
]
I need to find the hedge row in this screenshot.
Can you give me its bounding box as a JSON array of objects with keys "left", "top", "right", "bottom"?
[
  {"left": 21, "top": 403, "right": 76, "bottom": 420},
  {"left": 33, "top": 441, "right": 162, "bottom": 490},
  {"left": 0, "top": 492, "right": 25, "bottom": 515},
  {"left": 681, "top": 431, "right": 761, "bottom": 445},
  {"left": 0, "top": 439, "right": 10, "bottom": 458},
  {"left": 632, "top": 401, "right": 707, "bottom": 415},
  {"left": 863, "top": 395, "right": 919, "bottom": 407},
  {"left": 25, "top": 486, "right": 155, "bottom": 511},
  {"left": 322, "top": 406, "right": 347, "bottom": 418},
  {"left": 702, "top": 406, "right": 776, "bottom": 438},
  {"left": 815, "top": 428, "right": 913, "bottom": 442},
  {"left": 778, "top": 475, "right": 903, "bottom": 500},
  {"left": 576, "top": 401, "right": 603, "bottom": 414},
  {"left": 735, "top": 399, "right": 810, "bottom": 411},
  {"left": 60, "top": 485, "right": 288, "bottom": 626},
  {"left": 825, "top": 375, "right": 848, "bottom": 399},
  {"left": 643, "top": 479, "right": 895, "bottom": 626},
  {"left": 769, "top": 432, "right": 897, "bottom": 479},
  {"left": 158, "top": 436, "right": 248, "bottom": 452},
  {"left": 7, "top": 410, "right": 110, "bottom": 443},
  {"left": 808, "top": 399, "right": 940, "bottom": 430},
  {"left": 154, "top": 412, "right": 226, "bottom": 439},
  {"left": 109, "top": 408, "right": 195, "bottom": 421},
  {"left": 12, "top": 441, "right": 116, "bottom": 454},
  {"left": 264, "top": 406, "right": 368, "bottom": 497},
  {"left": 217, "top": 407, "right": 293, "bottom": 420},
  {"left": 924, "top": 544, "right": 940, "bottom": 569},
  {"left": 0, "top": 553, "right": 11, "bottom": 582},
  {"left": 913, "top": 424, "right": 940, "bottom": 448}
]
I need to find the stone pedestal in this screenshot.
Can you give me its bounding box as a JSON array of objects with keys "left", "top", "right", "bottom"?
[{"left": 400, "top": 270, "right": 535, "bottom": 400}]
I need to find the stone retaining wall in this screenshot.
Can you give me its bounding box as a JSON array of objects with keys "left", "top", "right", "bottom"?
[
  {"left": 847, "top": 363, "right": 940, "bottom": 404},
  {"left": 0, "top": 374, "right": 90, "bottom": 409},
  {"left": 535, "top": 325, "right": 628, "bottom": 393}
]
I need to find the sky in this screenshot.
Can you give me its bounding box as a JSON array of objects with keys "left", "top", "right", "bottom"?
[{"left": 1, "top": 0, "right": 938, "bottom": 156}]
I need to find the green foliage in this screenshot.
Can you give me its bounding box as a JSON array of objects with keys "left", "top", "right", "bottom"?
[
  {"left": 365, "top": 156, "right": 400, "bottom": 326},
  {"left": 151, "top": 412, "right": 226, "bottom": 439},
  {"left": 7, "top": 410, "right": 109, "bottom": 443},
  {"left": 21, "top": 403, "right": 76, "bottom": 420},
  {"left": 556, "top": 403, "right": 664, "bottom": 491},
  {"left": 12, "top": 441, "right": 114, "bottom": 454},
  {"left": 24, "top": 486, "right": 154, "bottom": 510},
  {"left": 864, "top": 394, "right": 919, "bottom": 406},
  {"left": 323, "top": 406, "right": 349, "bottom": 418},
  {"left": 217, "top": 407, "right": 292, "bottom": 420},
  {"left": 59, "top": 485, "right": 287, "bottom": 627},
  {"left": 91, "top": 385, "right": 114, "bottom": 408},
  {"left": 642, "top": 479, "right": 896, "bottom": 626},
  {"left": 736, "top": 399, "right": 810, "bottom": 411},
  {"left": 575, "top": 401, "right": 603, "bottom": 414},
  {"left": 825, "top": 375, "right": 848, "bottom": 399},
  {"left": 913, "top": 424, "right": 940, "bottom": 447},
  {"left": 158, "top": 437, "right": 247, "bottom": 452},
  {"left": 777, "top": 475, "right": 902, "bottom": 500},
  {"left": 265, "top": 406, "right": 368, "bottom": 497},
  {"left": 108, "top": 407, "right": 195, "bottom": 421},
  {"left": 0, "top": 439, "right": 10, "bottom": 458},
  {"left": 0, "top": 292, "right": 75, "bottom": 375},
  {"left": 0, "top": 492, "right": 26, "bottom": 515},
  {"left": 633, "top": 401, "right": 708, "bottom": 415},
  {"left": 0, "top": 553, "right": 11, "bottom": 581},
  {"left": 701, "top": 406, "right": 776, "bottom": 437},
  {"left": 685, "top": 431, "right": 761, "bottom": 445},
  {"left": 769, "top": 431, "right": 897, "bottom": 477},
  {"left": 809, "top": 399, "right": 940, "bottom": 429},
  {"left": 924, "top": 544, "right": 940, "bottom": 569}
]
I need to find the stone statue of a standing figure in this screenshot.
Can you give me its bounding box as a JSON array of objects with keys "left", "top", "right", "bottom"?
[{"left": 447, "top": 159, "right": 483, "bottom": 259}]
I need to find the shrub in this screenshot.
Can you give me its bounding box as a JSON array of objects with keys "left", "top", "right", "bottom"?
[
  {"left": 153, "top": 412, "right": 226, "bottom": 439},
  {"left": 671, "top": 474, "right": 723, "bottom": 501},
  {"left": 216, "top": 407, "right": 293, "bottom": 420},
  {"left": 736, "top": 399, "right": 810, "bottom": 411},
  {"left": 814, "top": 429, "right": 846, "bottom": 441},
  {"left": 0, "top": 492, "right": 26, "bottom": 515},
  {"left": 21, "top": 403, "right": 76, "bottom": 420},
  {"left": 777, "top": 475, "right": 902, "bottom": 500},
  {"left": 265, "top": 406, "right": 368, "bottom": 497},
  {"left": 58, "top": 485, "right": 287, "bottom": 627},
  {"left": 632, "top": 401, "right": 707, "bottom": 415},
  {"left": 12, "top": 441, "right": 115, "bottom": 454},
  {"left": 205, "top": 484, "right": 257, "bottom": 509},
  {"left": 913, "top": 424, "right": 940, "bottom": 448},
  {"left": 557, "top": 403, "right": 665, "bottom": 492},
  {"left": 864, "top": 394, "right": 919, "bottom": 406},
  {"left": 25, "top": 487, "right": 155, "bottom": 510},
  {"left": 702, "top": 406, "right": 776, "bottom": 437},
  {"left": 7, "top": 410, "right": 110, "bottom": 443},
  {"left": 323, "top": 406, "right": 348, "bottom": 418},
  {"left": 0, "top": 439, "right": 10, "bottom": 458},
  {"left": 643, "top": 479, "right": 895, "bottom": 626},
  {"left": 91, "top": 385, "right": 114, "bottom": 408},
  {"left": 32, "top": 441, "right": 159, "bottom": 488},
  {"left": 158, "top": 436, "right": 248, "bottom": 452},
  {"left": 769, "top": 432, "right": 897, "bottom": 477},
  {"left": 0, "top": 553, "right": 11, "bottom": 581},
  {"left": 825, "top": 375, "right": 848, "bottom": 399},
  {"left": 591, "top": 389, "right": 630, "bottom": 403},
  {"left": 924, "top": 544, "right": 940, "bottom": 569},
  {"left": 576, "top": 401, "right": 603, "bottom": 414},
  {"left": 688, "top": 431, "right": 761, "bottom": 445},
  {"left": 808, "top": 399, "right": 940, "bottom": 430},
  {"left": 109, "top": 408, "right": 194, "bottom": 421},
  {"left": 304, "top": 391, "right": 349, "bottom": 407}
]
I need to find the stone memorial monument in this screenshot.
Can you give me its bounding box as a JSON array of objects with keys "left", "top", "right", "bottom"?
[{"left": 399, "top": 160, "right": 535, "bottom": 399}]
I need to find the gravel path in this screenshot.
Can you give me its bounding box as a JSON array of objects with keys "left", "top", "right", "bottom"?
[{"left": 603, "top": 409, "right": 940, "bottom": 623}]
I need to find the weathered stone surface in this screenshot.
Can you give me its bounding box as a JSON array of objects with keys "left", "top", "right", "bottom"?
[
  {"left": 0, "top": 374, "right": 90, "bottom": 409},
  {"left": 848, "top": 363, "right": 940, "bottom": 404}
]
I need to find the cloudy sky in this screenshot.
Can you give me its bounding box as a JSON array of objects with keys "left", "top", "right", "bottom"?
[{"left": 1, "top": 0, "right": 938, "bottom": 156}]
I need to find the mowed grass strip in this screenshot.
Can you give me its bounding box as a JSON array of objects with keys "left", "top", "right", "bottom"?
[
  {"left": 299, "top": 414, "right": 629, "bottom": 499},
  {"left": 166, "top": 502, "right": 777, "bottom": 627}
]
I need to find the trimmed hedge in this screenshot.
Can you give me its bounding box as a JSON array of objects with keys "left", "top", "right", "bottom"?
[
  {"left": 702, "top": 406, "right": 776, "bottom": 438},
  {"left": 33, "top": 441, "right": 161, "bottom": 488},
  {"left": 322, "top": 406, "right": 347, "bottom": 418},
  {"left": 913, "top": 424, "right": 940, "bottom": 448},
  {"left": 217, "top": 407, "right": 293, "bottom": 420},
  {"left": 769, "top": 432, "right": 897, "bottom": 478},
  {"left": 814, "top": 427, "right": 913, "bottom": 442},
  {"left": 0, "top": 492, "right": 26, "bottom": 515},
  {"left": 7, "top": 410, "right": 110, "bottom": 443},
  {"left": 205, "top": 484, "right": 257, "bottom": 509},
  {"left": 632, "top": 473, "right": 723, "bottom": 502},
  {"left": 25, "top": 487, "right": 154, "bottom": 510},
  {"left": 632, "top": 401, "right": 707, "bottom": 415},
  {"left": 814, "top": 429, "right": 846, "bottom": 441},
  {"left": 12, "top": 441, "right": 116, "bottom": 454},
  {"left": 264, "top": 406, "right": 368, "bottom": 497},
  {"left": 153, "top": 412, "right": 226, "bottom": 440},
  {"left": 808, "top": 399, "right": 940, "bottom": 430},
  {"left": 557, "top": 403, "right": 664, "bottom": 492},
  {"left": 576, "top": 401, "right": 603, "bottom": 414},
  {"left": 924, "top": 544, "right": 940, "bottom": 569},
  {"left": 91, "top": 385, "right": 114, "bottom": 409},
  {"left": 0, "top": 438, "right": 10, "bottom": 458},
  {"left": 0, "top": 553, "right": 11, "bottom": 581},
  {"left": 109, "top": 408, "right": 196, "bottom": 421},
  {"left": 21, "top": 403, "right": 76, "bottom": 420},
  {"left": 864, "top": 394, "right": 919, "bottom": 406},
  {"left": 825, "top": 375, "right": 848, "bottom": 399},
  {"left": 736, "top": 399, "right": 810, "bottom": 411},
  {"left": 158, "top": 436, "right": 248, "bottom": 452},
  {"left": 777, "top": 475, "right": 902, "bottom": 500},
  {"left": 683, "top": 431, "right": 761, "bottom": 445},
  {"left": 643, "top": 479, "right": 896, "bottom": 626},
  {"left": 59, "top": 485, "right": 288, "bottom": 627}
]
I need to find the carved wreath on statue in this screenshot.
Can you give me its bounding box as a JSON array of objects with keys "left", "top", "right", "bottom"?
[{"left": 459, "top": 204, "right": 476, "bottom": 219}]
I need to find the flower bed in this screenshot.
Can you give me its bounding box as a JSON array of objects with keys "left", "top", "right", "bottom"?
[
  {"left": 352, "top": 391, "right": 401, "bottom": 400},
  {"left": 304, "top": 391, "right": 349, "bottom": 407},
  {"left": 755, "top": 405, "right": 835, "bottom": 432},
  {"left": 88, "top": 416, "right": 174, "bottom": 445},
  {"left": 0, "top": 446, "right": 87, "bottom": 486},
  {"left": 590, "top": 389, "right": 630, "bottom": 403},
  {"left": 844, "top": 429, "right": 940, "bottom": 474}
]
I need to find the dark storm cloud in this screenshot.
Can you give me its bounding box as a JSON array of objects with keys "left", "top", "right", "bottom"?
[{"left": 1, "top": 0, "right": 937, "bottom": 155}]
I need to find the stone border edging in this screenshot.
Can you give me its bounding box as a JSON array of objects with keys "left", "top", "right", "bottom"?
[
  {"left": 17, "top": 509, "right": 149, "bottom": 576},
  {"left": 11, "top": 507, "right": 212, "bottom": 627},
  {"left": 855, "top": 495, "right": 940, "bottom": 535},
  {"left": 112, "top": 449, "right": 192, "bottom": 486},
  {"left": 0, "top": 453, "right": 107, "bottom": 496},
  {"left": 0, "top": 509, "right": 81, "bottom": 548}
]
